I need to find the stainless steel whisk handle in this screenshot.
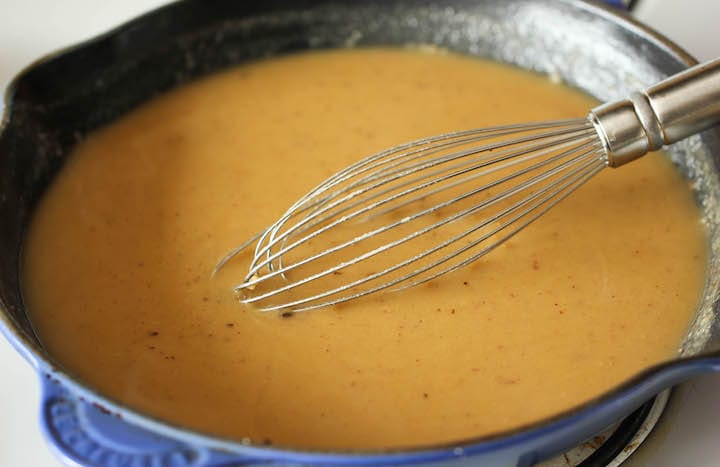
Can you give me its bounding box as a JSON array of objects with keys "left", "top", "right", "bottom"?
[{"left": 591, "top": 58, "right": 720, "bottom": 167}]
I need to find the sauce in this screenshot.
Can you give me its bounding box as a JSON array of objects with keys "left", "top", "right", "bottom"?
[{"left": 23, "top": 49, "right": 706, "bottom": 449}]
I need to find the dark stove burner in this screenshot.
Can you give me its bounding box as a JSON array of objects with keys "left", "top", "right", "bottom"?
[
  {"left": 541, "top": 390, "right": 669, "bottom": 467},
  {"left": 578, "top": 397, "right": 655, "bottom": 467}
]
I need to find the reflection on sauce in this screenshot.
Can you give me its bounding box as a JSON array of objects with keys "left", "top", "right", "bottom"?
[{"left": 23, "top": 49, "right": 706, "bottom": 449}]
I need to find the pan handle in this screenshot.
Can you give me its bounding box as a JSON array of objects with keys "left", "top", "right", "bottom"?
[{"left": 37, "top": 376, "right": 256, "bottom": 466}]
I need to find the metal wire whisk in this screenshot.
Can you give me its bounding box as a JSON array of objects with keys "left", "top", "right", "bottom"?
[{"left": 216, "top": 58, "right": 720, "bottom": 312}]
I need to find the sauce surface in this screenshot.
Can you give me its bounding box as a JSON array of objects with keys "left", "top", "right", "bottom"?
[{"left": 23, "top": 49, "right": 706, "bottom": 449}]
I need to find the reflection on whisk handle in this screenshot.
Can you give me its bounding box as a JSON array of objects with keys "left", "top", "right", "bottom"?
[{"left": 592, "top": 57, "right": 720, "bottom": 168}]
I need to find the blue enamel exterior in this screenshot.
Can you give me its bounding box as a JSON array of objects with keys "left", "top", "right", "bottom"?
[{"left": 22, "top": 345, "right": 720, "bottom": 466}]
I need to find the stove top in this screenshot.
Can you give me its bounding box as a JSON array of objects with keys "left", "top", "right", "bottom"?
[
  {"left": 1, "top": 1, "right": 719, "bottom": 465},
  {"left": 541, "top": 391, "right": 669, "bottom": 466}
]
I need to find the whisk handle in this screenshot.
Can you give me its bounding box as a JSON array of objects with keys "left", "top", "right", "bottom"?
[{"left": 591, "top": 58, "right": 720, "bottom": 167}]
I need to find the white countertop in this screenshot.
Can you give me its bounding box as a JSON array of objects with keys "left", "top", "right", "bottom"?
[{"left": 0, "top": 1, "right": 718, "bottom": 466}]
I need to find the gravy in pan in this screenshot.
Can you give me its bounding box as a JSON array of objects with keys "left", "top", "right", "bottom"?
[{"left": 23, "top": 49, "right": 706, "bottom": 449}]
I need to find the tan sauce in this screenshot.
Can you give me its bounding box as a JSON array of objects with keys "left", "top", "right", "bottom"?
[{"left": 23, "top": 49, "right": 706, "bottom": 449}]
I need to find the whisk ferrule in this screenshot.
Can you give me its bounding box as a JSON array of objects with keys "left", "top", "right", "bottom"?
[
  {"left": 593, "top": 57, "right": 720, "bottom": 168},
  {"left": 590, "top": 93, "right": 663, "bottom": 168}
]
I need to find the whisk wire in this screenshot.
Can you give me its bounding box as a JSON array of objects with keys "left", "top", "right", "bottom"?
[
  {"left": 225, "top": 121, "right": 590, "bottom": 278},
  {"left": 240, "top": 144, "right": 606, "bottom": 311},
  {"left": 242, "top": 129, "right": 597, "bottom": 287},
  {"left": 245, "top": 122, "right": 596, "bottom": 281},
  {"left": 234, "top": 120, "right": 607, "bottom": 310}
]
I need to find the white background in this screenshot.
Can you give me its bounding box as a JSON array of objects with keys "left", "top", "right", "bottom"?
[{"left": 0, "top": 1, "right": 718, "bottom": 466}]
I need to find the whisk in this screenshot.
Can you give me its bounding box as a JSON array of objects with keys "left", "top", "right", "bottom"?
[{"left": 216, "top": 58, "right": 720, "bottom": 312}]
